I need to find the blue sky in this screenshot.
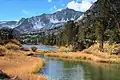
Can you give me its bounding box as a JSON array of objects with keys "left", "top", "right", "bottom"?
[{"left": 0, "top": 0, "right": 97, "bottom": 21}]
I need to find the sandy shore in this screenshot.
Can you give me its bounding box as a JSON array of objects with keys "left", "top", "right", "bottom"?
[{"left": 0, "top": 51, "right": 47, "bottom": 80}]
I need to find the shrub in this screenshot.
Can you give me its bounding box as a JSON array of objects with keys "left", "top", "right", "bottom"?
[
  {"left": 5, "top": 42, "right": 20, "bottom": 50},
  {"left": 62, "top": 56, "right": 69, "bottom": 59},
  {"left": 0, "top": 46, "right": 7, "bottom": 52},
  {"left": 0, "top": 46, "right": 7, "bottom": 56},
  {"left": 83, "top": 56, "right": 87, "bottom": 60},
  {"left": 31, "top": 46, "right": 37, "bottom": 52}
]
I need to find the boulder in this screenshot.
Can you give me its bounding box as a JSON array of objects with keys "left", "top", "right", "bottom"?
[{"left": 31, "top": 46, "right": 37, "bottom": 52}]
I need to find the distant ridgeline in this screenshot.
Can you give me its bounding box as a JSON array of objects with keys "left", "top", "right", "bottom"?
[{"left": 10, "top": 0, "right": 120, "bottom": 51}]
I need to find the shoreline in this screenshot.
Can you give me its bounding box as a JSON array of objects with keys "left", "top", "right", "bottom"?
[
  {"left": 37, "top": 51, "right": 120, "bottom": 64},
  {"left": 0, "top": 50, "right": 47, "bottom": 80}
]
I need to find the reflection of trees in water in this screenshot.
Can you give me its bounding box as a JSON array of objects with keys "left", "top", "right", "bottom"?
[
  {"left": 42, "top": 59, "right": 120, "bottom": 80},
  {"left": 61, "top": 62, "right": 84, "bottom": 80},
  {"left": 84, "top": 63, "right": 120, "bottom": 80},
  {"left": 42, "top": 60, "right": 85, "bottom": 80}
]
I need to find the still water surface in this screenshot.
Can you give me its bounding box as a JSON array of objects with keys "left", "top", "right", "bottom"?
[
  {"left": 41, "top": 57, "right": 120, "bottom": 80},
  {"left": 23, "top": 44, "right": 58, "bottom": 51}
]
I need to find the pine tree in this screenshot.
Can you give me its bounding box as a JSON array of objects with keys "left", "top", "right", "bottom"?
[{"left": 97, "top": 0, "right": 107, "bottom": 51}]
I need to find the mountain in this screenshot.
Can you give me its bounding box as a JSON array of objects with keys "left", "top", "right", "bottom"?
[
  {"left": 0, "top": 21, "right": 17, "bottom": 29},
  {"left": 15, "top": 8, "right": 83, "bottom": 33},
  {"left": 0, "top": 8, "right": 83, "bottom": 34}
]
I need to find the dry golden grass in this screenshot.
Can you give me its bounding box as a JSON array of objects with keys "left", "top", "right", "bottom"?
[
  {"left": 81, "top": 43, "right": 120, "bottom": 60},
  {"left": 37, "top": 45, "right": 72, "bottom": 55},
  {"left": 0, "top": 45, "right": 7, "bottom": 53},
  {"left": 57, "top": 45, "right": 73, "bottom": 52},
  {"left": 0, "top": 50, "right": 47, "bottom": 80},
  {"left": 44, "top": 52, "right": 100, "bottom": 61},
  {"left": 43, "top": 51, "right": 120, "bottom": 63},
  {"left": 83, "top": 43, "right": 120, "bottom": 55},
  {"left": 5, "top": 42, "right": 20, "bottom": 50}
]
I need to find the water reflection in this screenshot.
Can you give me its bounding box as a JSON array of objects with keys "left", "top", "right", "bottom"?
[
  {"left": 41, "top": 58, "right": 120, "bottom": 80},
  {"left": 42, "top": 58, "right": 84, "bottom": 80},
  {"left": 84, "top": 63, "right": 120, "bottom": 80}
]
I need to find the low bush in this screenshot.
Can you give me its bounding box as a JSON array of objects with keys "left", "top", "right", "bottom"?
[
  {"left": 31, "top": 46, "right": 37, "bottom": 52},
  {"left": 5, "top": 42, "right": 20, "bottom": 50},
  {"left": 82, "top": 56, "right": 87, "bottom": 60},
  {"left": 58, "top": 46, "right": 73, "bottom": 52},
  {"left": 62, "top": 56, "right": 69, "bottom": 59},
  {"left": 0, "top": 46, "right": 7, "bottom": 52},
  {"left": 0, "top": 46, "right": 7, "bottom": 56}
]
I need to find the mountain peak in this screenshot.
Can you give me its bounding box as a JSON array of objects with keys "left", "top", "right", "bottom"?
[
  {"left": 0, "top": 8, "right": 83, "bottom": 34},
  {"left": 56, "top": 8, "right": 78, "bottom": 13},
  {"left": 63, "top": 7, "right": 75, "bottom": 11}
]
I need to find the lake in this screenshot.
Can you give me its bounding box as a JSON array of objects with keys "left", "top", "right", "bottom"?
[
  {"left": 23, "top": 44, "right": 58, "bottom": 51},
  {"left": 24, "top": 45, "right": 120, "bottom": 80},
  {"left": 41, "top": 57, "right": 120, "bottom": 80}
]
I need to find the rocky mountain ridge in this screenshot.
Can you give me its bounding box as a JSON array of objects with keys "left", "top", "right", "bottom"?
[{"left": 0, "top": 8, "right": 83, "bottom": 34}]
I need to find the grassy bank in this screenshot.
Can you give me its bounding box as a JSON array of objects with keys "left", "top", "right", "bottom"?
[
  {"left": 0, "top": 51, "right": 47, "bottom": 80},
  {"left": 44, "top": 52, "right": 120, "bottom": 63},
  {"left": 37, "top": 43, "right": 120, "bottom": 64},
  {"left": 0, "top": 43, "right": 47, "bottom": 80}
]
